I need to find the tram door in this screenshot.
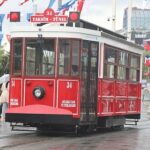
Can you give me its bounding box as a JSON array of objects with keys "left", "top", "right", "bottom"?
[{"left": 80, "top": 40, "right": 98, "bottom": 123}]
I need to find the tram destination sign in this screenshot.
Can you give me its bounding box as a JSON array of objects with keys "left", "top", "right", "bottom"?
[
  {"left": 30, "top": 8, "right": 68, "bottom": 23},
  {"left": 31, "top": 15, "right": 68, "bottom": 23}
]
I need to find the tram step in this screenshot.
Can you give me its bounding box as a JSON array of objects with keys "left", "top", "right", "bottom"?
[
  {"left": 125, "top": 119, "right": 139, "bottom": 125},
  {"left": 10, "top": 123, "right": 36, "bottom": 131}
]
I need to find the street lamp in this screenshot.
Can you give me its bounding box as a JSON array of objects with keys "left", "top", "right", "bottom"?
[
  {"left": 112, "top": 0, "right": 116, "bottom": 31},
  {"left": 58, "top": 0, "right": 62, "bottom": 9},
  {"left": 127, "top": 0, "right": 132, "bottom": 41},
  {"left": 32, "top": 0, "right": 37, "bottom": 14}
]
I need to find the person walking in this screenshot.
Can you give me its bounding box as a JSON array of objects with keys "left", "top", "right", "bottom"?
[
  {"left": 0, "top": 84, "right": 2, "bottom": 119},
  {"left": 0, "top": 81, "right": 9, "bottom": 121}
]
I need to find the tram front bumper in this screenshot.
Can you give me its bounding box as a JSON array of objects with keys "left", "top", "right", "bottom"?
[{"left": 6, "top": 105, "right": 76, "bottom": 125}]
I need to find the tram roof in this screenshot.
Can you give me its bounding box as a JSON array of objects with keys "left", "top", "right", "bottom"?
[
  {"left": 79, "top": 20, "right": 144, "bottom": 51},
  {"left": 35, "top": 19, "right": 143, "bottom": 51},
  {"left": 37, "top": 19, "right": 126, "bottom": 40},
  {"left": 74, "top": 19, "right": 127, "bottom": 40},
  {"left": 10, "top": 19, "right": 143, "bottom": 52}
]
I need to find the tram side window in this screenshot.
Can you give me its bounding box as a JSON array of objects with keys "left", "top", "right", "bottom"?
[
  {"left": 103, "top": 45, "right": 140, "bottom": 82},
  {"left": 117, "top": 51, "right": 128, "bottom": 80},
  {"left": 12, "top": 39, "right": 22, "bottom": 75},
  {"left": 129, "top": 54, "right": 140, "bottom": 81},
  {"left": 118, "top": 51, "right": 128, "bottom": 65},
  {"left": 104, "top": 46, "right": 116, "bottom": 78},
  {"left": 58, "top": 39, "right": 80, "bottom": 76}
]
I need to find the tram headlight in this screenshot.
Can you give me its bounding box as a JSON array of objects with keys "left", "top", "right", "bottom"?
[{"left": 33, "top": 87, "right": 45, "bottom": 99}]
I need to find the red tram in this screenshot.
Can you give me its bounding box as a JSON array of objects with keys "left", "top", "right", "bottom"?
[{"left": 6, "top": 20, "right": 143, "bottom": 132}]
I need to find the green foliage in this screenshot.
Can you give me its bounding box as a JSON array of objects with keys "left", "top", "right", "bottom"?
[{"left": 0, "top": 45, "right": 9, "bottom": 76}]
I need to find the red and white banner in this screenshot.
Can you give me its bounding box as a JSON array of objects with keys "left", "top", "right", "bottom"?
[
  {"left": 77, "top": 0, "right": 85, "bottom": 12},
  {"left": 145, "top": 55, "right": 150, "bottom": 66},
  {"left": 0, "top": 0, "right": 7, "bottom": 6},
  {"left": 144, "top": 39, "right": 150, "bottom": 51},
  {"left": 19, "top": 0, "right": 30, "bottom": 6}
]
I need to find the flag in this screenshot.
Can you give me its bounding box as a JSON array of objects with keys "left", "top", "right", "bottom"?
[
  {"left": 6, "top": 34, "right": 11, "bottom": 43},
  {"left": 7, "top": 13, "right": 10, "bottom": 19},
  {"left": 48, "top": 0, "right": 56, "bottom": 8},
  {"left": 143, "top": 39, "right": 150, "bottom": 51},
  {"left": 0, "top": 14, "right": 5, "bottom": 31},
  {"left": 77, "top": 0, "right": 85, "bottom": 12},
  {"left": 145, "top": 55, "right": 150, "bottom": 66},
  {"left": 19, "top": 0, "right": 30, "bottom": 6},
  {"left": 26, "top": 13, "right": 33, "bottom": 21},
  {"left": 0, "top": 33, "right": 3, "bottom": 44},
  {"left": 0, "top": 0, "right": 7, "bottom": 6},
  {"left": 57, "top": 0, "right": 77, "bottom": 12},
  {"left": 47, "top": 0, "right": 82, "bottom": 15}
]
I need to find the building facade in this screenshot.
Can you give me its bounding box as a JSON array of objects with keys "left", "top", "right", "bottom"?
[{"left": 123, "top": 7, "right": 150, "bottom": 45}]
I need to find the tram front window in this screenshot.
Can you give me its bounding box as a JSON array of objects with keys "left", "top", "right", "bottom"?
[
  {"left": 72, "top": 40, "right": 80, "bottom": 76},
  {"left": 12, "top": 39, "right": 22, "bottom": 76},
  {"left": 59, "top": 39, "right": 70, "bottom": 75},
  {"left": 26, "top": 38, "right": 55, "bottom": 76}
]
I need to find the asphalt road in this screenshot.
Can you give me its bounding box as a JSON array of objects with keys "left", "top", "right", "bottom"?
[{"left": 0, "top": 101, "right": 150, "bottom": 150}]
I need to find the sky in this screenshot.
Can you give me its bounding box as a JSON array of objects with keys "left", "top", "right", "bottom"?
[
  {"left": 82, "top": 0, "right": 148, "bottom": 30},
  {"left": 0, "top": 0, "right": 149, "bottom": 44}
]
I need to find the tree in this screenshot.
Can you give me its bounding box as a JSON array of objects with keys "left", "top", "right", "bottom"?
[{"left": 0, "top": 45, "right": 9, "bottom": 76}]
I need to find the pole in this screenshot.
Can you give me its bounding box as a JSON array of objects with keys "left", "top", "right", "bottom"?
[
  {"left": 127, "top": 0, "right": 132, "bottom": 41},
  {"left": 32, "top": 0, "right": 37, "bottom": 26},
  {"left": 112, "top": 0, "right": 116, "bottom": 31},
  {"left": 58, "top": 0, "right": 62, "bottom": 9},
  {"left": 33, "top": 0, "right": 37, "bottom": 14}
]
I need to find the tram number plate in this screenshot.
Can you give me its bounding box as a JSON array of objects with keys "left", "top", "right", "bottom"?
[
  {"left": 61, "top": 100, "right": 76, "bottom": 107},
  {"left": 66, "top": 82, "right": 72, "bottom": 88}
]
